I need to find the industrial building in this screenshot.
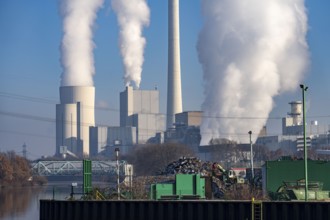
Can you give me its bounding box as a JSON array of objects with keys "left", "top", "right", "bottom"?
[
  {"left": 56, "top": 86, "right": 95, "bottom": 157},
  {"left": 120, "top": 86, "right": 165, "bottom": 144},
  {"left": 256, "top": 135, "right": 297, "bottom": 152},
  {"left": 89, "top": 0, "right": 184, "bottom": 154},
  {"left": 54, "top": 0, "right": 187, "bottom": 158},
  {"left": 282, "top": 101, "right": 303, "bottom": 135},
  {"left": 89, "top": 126, "right": 137, "bottom": 157},
  {"left": 255, "top": 100, "right": 330, "bottom": 155},
  {"left": 90, "top": 126, "right": 136, "bottom": 156},
  {"left": 54, "top": 85, "right": 166, "bottom": 157},
  {"left": 175, "top": 111, "right": 202, "bottom": 127},
  {"left": 106, "top": 126, "right": 137, "bottom": 155},
  {"left": 88, "top": 86, "right": 165, "bottom": 157},
  {"left": 89, "top": 126, "right": 108, "bottom": 157},
  {"left": 165, "top": 111, "right": 202, "bottom": 154}
]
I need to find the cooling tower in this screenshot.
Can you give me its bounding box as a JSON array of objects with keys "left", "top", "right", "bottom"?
[
  {"left": 289, "top": 101, "right": 302, "bottom": 126},
  {"left": 166, "top": 0, "right": 183, "bottom": 129},
  {"left": 56, "top": 86, "right": 95, "bottom": 156}
]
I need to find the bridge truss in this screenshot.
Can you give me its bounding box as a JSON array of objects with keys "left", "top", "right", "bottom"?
[{"left": 31, "top": 160, "right": 128, "bottom": 176}]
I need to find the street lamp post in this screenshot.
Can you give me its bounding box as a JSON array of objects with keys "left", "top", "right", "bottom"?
[
  {"left": 115, "top": 147, "right": 120, "bottom": 200},
  {"left": 300, "top": 84, "right": 308, "bottom": 201},
  {"left": 248, "top": 131, "right": 254, "bottom": 181},
  {"left": 129, "top": 166, "right": 132, "bottom": 199}
]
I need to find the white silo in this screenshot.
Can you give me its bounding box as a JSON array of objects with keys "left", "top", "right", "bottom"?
[
  {"left": 56, "top": 86, "right": 95, "bottom": 157},
  {"left": 166, "top": 0, "right": 183, "bottom": 129}
]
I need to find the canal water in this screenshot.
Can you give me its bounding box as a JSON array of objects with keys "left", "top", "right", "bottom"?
[{"left": 0, "top": 182, "right": 110, "bottom": 220}]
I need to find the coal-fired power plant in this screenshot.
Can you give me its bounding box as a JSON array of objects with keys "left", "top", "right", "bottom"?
[
  {"left": 56, "top": 86, "right": 95, "bottom": 157},
  {"left": 166, "top": 0, "right": 183, "bottom": 129}
]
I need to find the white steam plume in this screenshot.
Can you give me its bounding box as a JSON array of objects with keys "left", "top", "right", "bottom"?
[
  {"left": 59, "top": 0, "right": 104, "bottom": 86},
  {"left": 111, "top": 0, "right": 150, "bottom": 89},
  {"left": 197, "top": 0, "right": 309, "bottom": 145}
]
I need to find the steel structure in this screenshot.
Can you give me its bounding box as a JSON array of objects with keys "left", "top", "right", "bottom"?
[{"left": 31, "top": 160, "right": 127, "bottom": 176}]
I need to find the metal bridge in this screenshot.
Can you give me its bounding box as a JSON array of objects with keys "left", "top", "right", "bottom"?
[{"left": 31, "top": 160, "right": 129, "bottom": 176}]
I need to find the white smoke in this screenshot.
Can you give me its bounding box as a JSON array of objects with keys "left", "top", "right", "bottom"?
[
  {"left": 197, "top": 0, "right": 309, "bottom": 145},
  {"left": 59, "top": 0, "right": 104, "bottom": 86},
  {"left": 111, "top": 0, "right": 150, "bottom": 89}
]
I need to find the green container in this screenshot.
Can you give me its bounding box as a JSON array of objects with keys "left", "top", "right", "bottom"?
[
  {"left": 150, "top": 183, "right": 175, "bottom": 200},
  {"left": 150, "top": 174, "right": 205, "bottom": 200},
  {"left": 175, "top": 174, "right": 205, "bottom": 199},
  {"left": 83, "top": 160, "right": 92, "bottom": 194},
  {"left": 290, "top": 189, "right": 330, "bottom": 200},
  {"left": 264, "top": 160, "right": 330, "bottom": 194}
]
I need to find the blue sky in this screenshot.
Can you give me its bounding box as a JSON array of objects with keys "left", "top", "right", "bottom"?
[{"left": 0, "top": 0, "right": 329, "bottom": 159}]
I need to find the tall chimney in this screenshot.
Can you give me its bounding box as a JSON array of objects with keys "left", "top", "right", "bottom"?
[{"left": 167, "top": 0, "right": 182, "bottom": 129}]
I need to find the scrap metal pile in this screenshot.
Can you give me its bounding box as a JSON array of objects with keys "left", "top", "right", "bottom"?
[
  {"left": 157, "top": 157, "right": 239, "bottom": 199},
  {"left": 157, "top": 157, "right": 213, "bottom": 176}
]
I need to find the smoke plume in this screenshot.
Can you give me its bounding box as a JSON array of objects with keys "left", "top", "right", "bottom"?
[
  {"left": 111, "top": 0, "right": 150, "bottom": 89},
  {"left": 59, "top": 0, "right": 104, "bottom": 86},
  {"left": 197, "top": 0, "right": 309, "bottom": 145}
]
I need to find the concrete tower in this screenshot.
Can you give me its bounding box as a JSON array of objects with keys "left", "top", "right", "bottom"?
[
  {"left": 56, "top": 86, "right": 95, "bottom": 157},
  {"left": 167, "top": 0, "right": 183, "bottom": 129},
  {"left": 288, "top": 101, "right": 303, "bottom": 126}
]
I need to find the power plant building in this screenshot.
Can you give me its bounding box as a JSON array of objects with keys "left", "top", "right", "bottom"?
[
  {"left": 120, "top": 86, "right": 165, "bottom": 144},
  {"left": 256, "top": 101, "right": 326, "bottom": 152},
  {"left": 89, "top": 126, "right": 108, "bottom": 157},
  {"left": 89, "top": 126, "right": 136, "bottom": 157},
  {"left": 175, "top": 111, "right": 202, "bottom": 127},
  {"left": 56, "top": 86, "right": 95, "bottom": 156},
  {"left": 165, "top": 111, "right": 202, "bottom": 154},
  {"left": 107, "top": 126, "right": 137, "bottom": 154},
  {"left": 282, "top": 101, "right": 303, "bottom": 135}
]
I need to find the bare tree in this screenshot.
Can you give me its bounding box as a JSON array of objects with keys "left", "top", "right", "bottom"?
[
  {"left": 0, "top": 151, "right": 31, "bottom": 185},
  {"left": 0, "top": 153, "right": 13, "bottom": 184},
  {"left": 0, "top": 151, "right": 46, "bottom": 186},
  {"left": 126, "top": 143, "right": 195, "bottom": 176}
]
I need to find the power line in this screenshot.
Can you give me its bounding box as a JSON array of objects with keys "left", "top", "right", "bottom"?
[
  {"left": 0, "top": 91, "right": 120, "bottom": 112},
  {"left": 0, "top": 129, "right": 55, "bottom": 139},
  {"left": 1, "top": 91, "right": 330, "bottom": 120},
  {"left": 0, "top": 92, "right": 57, "bottom": 104},
  {"left": 0, "top": 110, "right": 55, "bottom": 123}
]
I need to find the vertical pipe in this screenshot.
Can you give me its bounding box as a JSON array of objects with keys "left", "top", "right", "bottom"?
[
  {"left": 115, "top": 148, "right": 120, "bottom": 200},
  {"left": 300, "top": 84, "right": 308, "bottom": 201},
  {"left": 70, "top": 184, "right": 74, "bottom": 200},
  {"left": 248, "top": 131, "right": 254, "bottom": 181},
  {"left": 71, "top": 113, "right": 73, "bottom": 151},
  {"left": 61, "top": 113, "right": 64, "bottom": 147},
  {"left": 129, "top": 167, "right": 132, "bottom": 199},
  {"left": 167, "top": 0, "right": 182, "bottom": 129}
]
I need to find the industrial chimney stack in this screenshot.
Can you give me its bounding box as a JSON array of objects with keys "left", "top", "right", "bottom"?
[{"left": 166, "top": 0, "right": 183, "bottom": 129}]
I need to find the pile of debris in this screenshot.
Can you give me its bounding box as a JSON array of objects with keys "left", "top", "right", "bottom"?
[
  {"left": 157, "top": 157, "right": 213, "bottom": 176},
  {"left": 157, "top": 157, "right": 232, "bottom": 199}
]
